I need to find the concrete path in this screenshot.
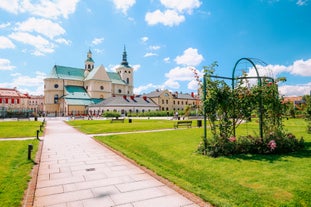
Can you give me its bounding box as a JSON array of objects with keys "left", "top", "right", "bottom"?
[{"left": 33, "top": 120, "right": 202, "bottom": 207}]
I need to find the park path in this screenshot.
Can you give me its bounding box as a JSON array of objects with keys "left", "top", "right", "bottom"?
[{"left": 32, "top": 119, "right": 204, "bottom": 207}]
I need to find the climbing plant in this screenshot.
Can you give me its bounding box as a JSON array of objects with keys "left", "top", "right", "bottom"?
[{"left": 197, "top": 60, "right": 304, "bottom": 157}]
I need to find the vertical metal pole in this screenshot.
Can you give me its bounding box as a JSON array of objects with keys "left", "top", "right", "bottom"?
[
  {"left": 36, "top": 130, "right": 40, "bottom": 140},
  {"left": 203, "top": 73, "right": 207, "bottom": 151}
]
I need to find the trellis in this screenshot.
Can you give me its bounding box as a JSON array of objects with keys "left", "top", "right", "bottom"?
[{"left": 202, "top": 58, "right": 276, "bottom": 148}]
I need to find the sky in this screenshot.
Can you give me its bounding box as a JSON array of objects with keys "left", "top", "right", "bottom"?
[{"left": 0, "top": 0, "right": 311, "bottom": 97}]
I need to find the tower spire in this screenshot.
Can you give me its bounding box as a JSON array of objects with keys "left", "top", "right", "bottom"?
[{"left": 121, "top": 45, "right": 129, "bottom": 67}]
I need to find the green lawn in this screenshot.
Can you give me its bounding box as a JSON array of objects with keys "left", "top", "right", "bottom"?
[
  {"left": 0, "top": 140, "right": 39, "bottom": 207},
  {"left": 95, "top": 118, "right": 311, "bottom": 207},
  {"left": 0, "top": 121, "right": 43, "bottom": 138},
  {"left": 67, "top": 118, "right": 185, "bottom": 134}
]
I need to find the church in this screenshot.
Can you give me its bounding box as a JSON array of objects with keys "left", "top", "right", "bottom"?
[{"left": 43, "top": 48, "right": 134, "bottom": 116}]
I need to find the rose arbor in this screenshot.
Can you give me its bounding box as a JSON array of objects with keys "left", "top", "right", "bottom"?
[{"left": 198, "top": 58, "right": 304, "bottom": 157}]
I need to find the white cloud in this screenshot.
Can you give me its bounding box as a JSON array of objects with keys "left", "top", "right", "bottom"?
[
  {"left": 0, "top": 36, "right": 15, "bottom": 49},
  {"left": 14, "top": 17, "right": 65, "bottom": 39},
  {"left": 0, "top": 71, "right": 46, "bottom": 95},
  {"left": 188, "top": 79, "right": 200, "bottom": 90},
  {"left": 149, "top": 45, "right": 161, "bottom": 50},
  {"left": 0, "top": 22, "right": 11, "bottom": 29},
  {"left": 132, "top": 64, "right": 141, "bottom": 71},
  {"left": 134, "top": 83, "right": 164, "bottom": 94},
  {"left": 290, "top": 59, "right": 311, "bottom": 76},
  {"left": 279, "top": 83, "right": 311, "bottom": 96},
  {"left": 0, "top": 0, "right": 79, "bottom": 19},
  {"left": 164, "top": 57, "right": 170, "bottom": 63},
  {"left": 9, "top": 32, "right": 55, "bottom": 56},
  {"left": 0, "top": 0, "right": 19, "bottom": 14},
  {"left": 144, "top": 52, "right": 157, "bottom": 57},
  {"left": 175, "top": 48, "right": 204, "bottom": 66},
  {"left": 164, "top": 79, "right": 180, "bottom": 89},
  {"left": 165, "top": 66, "right": 195, "bottom": 81},
  {"left": 247, "top": 58, "right": 311, "bottom": 78},
  {"left": 145, "top": 9, "right": 185, "bottom": 27},
  {"left": 141, "top": 36, "right": 149, "bottom": 43},
  {"left": 0, "top": 59, "right": 15, "bottom": 70},
  {"left": 55, "top": 38, "right": 71, "bottom": 45},
  {"left": 92, "top": 37, "right": 104, "bottom": 45},
  {"left": 113, "top": 0, "right": 136, "bottom": 14},
  {"left": 160, "top": 0, "right": 202, "bottom": 14},
  {"left": 296, "top": 0, "right": 308, "bottom": 6}
]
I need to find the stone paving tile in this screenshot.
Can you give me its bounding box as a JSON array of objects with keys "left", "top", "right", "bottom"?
[
  {"left": 110, "top": 186, "right": 174, "bottom": 205},
  {"left": 34, "top": 189, "right": 93, "bottom": 206},
  {"left": 35, "top": 185, "right": 63, "bottom": 197},
  {"left": 133, "top": 194, "right": 194, "bottom": 207},
  {"left": 33, "top": 120, "right": 201, "bottom": 207},
  {"left": 116, "top": 179, "right": 164, "bottom": 192}
]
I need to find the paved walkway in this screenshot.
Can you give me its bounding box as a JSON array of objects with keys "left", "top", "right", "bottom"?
[{"left": 33, "top": 120, "right": 203, "bottom": 207}]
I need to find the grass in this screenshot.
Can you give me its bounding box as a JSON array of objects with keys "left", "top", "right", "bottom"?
[
  {"left": 0, "top": 121, "right": 43, "bottom": 138},
  {"left": 67, "top": 118, "right": 185, "bottom": 134},
  {"left": 0, "top": 140, "right": 39, "bottom": 207},
  {"left": 94, "top": 118, "right": 311, "bottom": 207}
]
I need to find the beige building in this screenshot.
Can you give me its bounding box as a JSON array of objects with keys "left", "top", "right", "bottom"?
[
  {"left": 43, "top": 48, "right": 134, "bottom": 116},
  {"left": 145, "top": 89, "right": 200, "bottom": 112}
]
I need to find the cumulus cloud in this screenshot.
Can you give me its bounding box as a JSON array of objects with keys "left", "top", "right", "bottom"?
[
  {"left": 0, "top": 71, "right": 46, "bottom": 95},
  {"left": 296, "top": 0, "right": 308, "bottom": 6},
  {"left": 0, "top": 0, "right": 79, "bottom": 19},
  {"left": 132, "top": 64, "right": 141, "bottom": 71},
  {"left": 145, "top": 9, "right": 185, "bottom": 27},
  {"left": 141, "top": 36, "right": 149, "bottom": 43},
  {"left": 144, "top": 52, "right": 157, "bottom": 57},
  {"left": 134, "top": 83, "right": 164, "bottom": 94},
  {"left": 279, "top": 83, "right": 311, "bottom": 97},
  {"left": 164, "top": 79, "right": 180, "bottom": 89},
  {"left": 0, "top": 36, "right": 15, "bottom": 49},
  {"left": 165, "top": 66, "right": 195, "bottom": 81},
  {"left": 149, "top": 45, "right": 161, "bottom": 50},
  {"left": 0, "top": 59, "right": 15, "bottom": 70},
  {"left": 163, "top": 57, "right": 170, "bottom": 63},
  {"left": 160, "top": 0, "right": 202, "bottom": 14},
  {"left": 113, "top": 0, "right": 136, "bottom": 14},
  {"left": 14, "top": 17, "right": 65, "bottom": 39},
  {"left": 247, "top": 58, "right": 311, "bottom": 78},
  {"left": 9, "top": 32, "right": 55, "bottom": 56},
  {"left": 175, "top": 48, "right": 204, "bottom": 66},
  {"left": 92, "top": 37, "right": 104, "bottom": 45},
  {"left": 0, "top": 22, "right": 11, "bottom": 29}
]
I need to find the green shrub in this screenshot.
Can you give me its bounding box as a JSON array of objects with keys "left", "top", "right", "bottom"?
[{"left": 102, "top": 111, "right": 121, "bottom": 118}]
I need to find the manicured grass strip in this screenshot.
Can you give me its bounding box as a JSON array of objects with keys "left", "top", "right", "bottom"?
[
  {"left": 95, "top": 119, "right": 311, "bottom": 207},
  {"left": 0, "top": 140, "right": 39, "bottom": 207},
  {"left": 0, "top": 121, "right": 43, "bottom": 138},
  {"left": 68, "top": 119, "right": 184, "bottom": 134}
]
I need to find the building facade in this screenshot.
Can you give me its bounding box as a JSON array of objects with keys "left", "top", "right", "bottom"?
[
  {"left": 0, "top": 87, "right": 31, "bottom": 117},
  {"left": 87, "top": 95, "right": 160, "bottom": 116},
  {"left": 145, "top": 89, "right": 200, "bottom": 112},
  {"left": 44, "top": 48, "right": 134, "bottom": 116}
]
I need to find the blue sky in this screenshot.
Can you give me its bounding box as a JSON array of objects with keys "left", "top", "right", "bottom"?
[{"left": 0, "top": 0, "right": 311, "bottom": 96}]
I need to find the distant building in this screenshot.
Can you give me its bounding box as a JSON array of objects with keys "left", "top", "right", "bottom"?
[
  {"left": 145, "top": 89, "right": 200, "bottom": 112},
  {"left": 87, "top": 95, "right": 160, "bottom": 116},
  {"left": 28, "top": 95, "right": 44, "bottom": 115},
  {"left": 0, "top": 87, "right": 32, "bottom": 117},
  {"left": 43, "top": 48, "right": 134, "bottom": 116},
  {"left": 283, "top": 96, "right": 305, "bottom": 110}
]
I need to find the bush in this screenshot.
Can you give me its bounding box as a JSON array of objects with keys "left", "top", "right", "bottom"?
[
  {"left": 102, "top": 111, "right": 121, "bottom": 118},
  {"left": 198, "top": 132, "right": 305, "bottom": 157}
]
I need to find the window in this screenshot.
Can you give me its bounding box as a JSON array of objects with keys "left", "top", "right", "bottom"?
[
  {"left": 54, "top": 84, "right": 59, "bottom": 89},
  {"left": 126, "top": 78, "right": 129, "bottom": 84},
  {"left": 166, "top": 100, "right": 168, "bottom": 104},
  {"left": 54, "top": 94, "right": 59, "bottom": 104},
  {"left": 100, "top": 86, "right": 104, "bottom": 90},
  {"left": 118, "top": 89, "right": 122, "bottom": 93},
  {"left": 85, "top": 86, "right": 88, "bottom": 90}
]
